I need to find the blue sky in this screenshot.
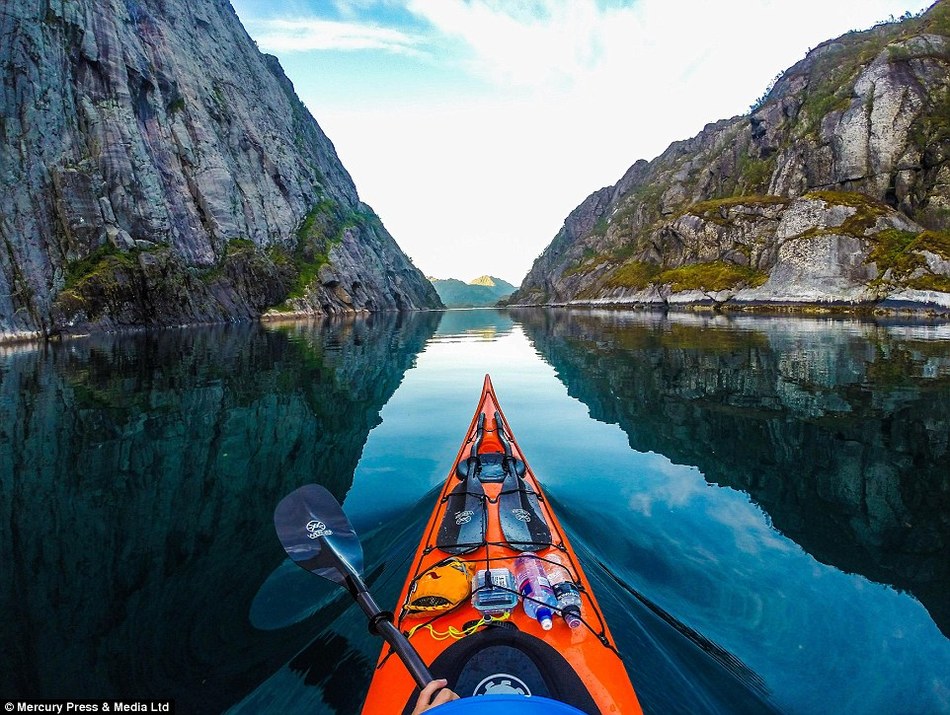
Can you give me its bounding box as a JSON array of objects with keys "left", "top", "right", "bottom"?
[{"left": 231, "top": 0, "right": 934, "bottom": 285}]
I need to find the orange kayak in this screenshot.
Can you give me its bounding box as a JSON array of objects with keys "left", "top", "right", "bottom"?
[{"left": 361, "top": 375, "right": 642, "bottom": 714}]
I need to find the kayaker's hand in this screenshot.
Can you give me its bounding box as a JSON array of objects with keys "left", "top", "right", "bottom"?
[{"left": 411, "top": 678, "right": 459, "bottom": 713}]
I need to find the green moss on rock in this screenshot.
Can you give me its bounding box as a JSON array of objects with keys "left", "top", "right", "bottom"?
[
  {"left": 871, "top": 229, "right": 930, "bottom": 278},
  {"left": 590, "top": 214, "right": 610, "bottom": 237},
  {"left": 57, "top": 245, "right": 160, "bottom": 321},
  {"left": 655, "top": 262, "right": 768, "bottom": 292},
  {"left": 604, "top": 260, "right": 767, "bottom": 293},
  {"left": 224, "top": 237, "right": 256, "bottom": 256},
  {"left": 270, "top": 198, "right": 380, "bottom": 309},
  {"left": 909, "top": 273, "right": 950, "bottom": 292},
  {"left": 795, "top": 34, "right": 884, "bottom": 138},
  {"left": 605, "top": 261, "right": 661, "bottom": 290},
  {"left": 736, "top": 155, "right": 778, "bottom": 194},
  {"left": 282, "top": 198, "right": 342, "bottom": 301},
  {"left": 918, "top": 229, "right": 950, "bottom": 258},
  {"left": 868, "top": 227, "right": 950, "bottom": 289},
  {"left": 919, "top": 2, "right": 950, "bottom": 37},
  {"left": 805, "top": 190, "right": 893, "bottom": 237},
  {"left": 687, "top": 194, "right": 788, "bottom": 217},
  {"left": 63, "top": 243, "right": 139, "bottom": 292}
]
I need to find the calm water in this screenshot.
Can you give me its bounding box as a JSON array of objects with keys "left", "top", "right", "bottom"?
[{"left": 1, "top": 309, "right": 948, "bottom": 714}]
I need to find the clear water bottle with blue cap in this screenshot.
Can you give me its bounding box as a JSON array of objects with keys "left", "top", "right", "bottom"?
[
  {"left": 513, "top": 553, "right": 558, "bottom": 630},
  {"left": 546, "top": 552, "right": 583, "bottom": 628}
]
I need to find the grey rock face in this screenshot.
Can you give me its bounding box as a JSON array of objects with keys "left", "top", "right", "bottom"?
[
  {"left": 0, "top": 0, "right": 440, "bottom": 342},
  {"left": 513, "top": 7, "right": 950, "bottom": 313},
  {"left": 766, "top": 32, "right": 948, "bottom": 211}
]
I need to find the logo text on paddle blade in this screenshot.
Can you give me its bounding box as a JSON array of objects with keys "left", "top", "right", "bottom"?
[{"left": 306, "top": 520, "right": 333, "bottom": 539}]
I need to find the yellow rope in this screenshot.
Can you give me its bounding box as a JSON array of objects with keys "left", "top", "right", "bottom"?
[{"left": 408, "top": 611, "right": 511, "bottom": 641}]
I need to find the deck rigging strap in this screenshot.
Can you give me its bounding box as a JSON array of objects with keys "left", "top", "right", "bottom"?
[
  {"left": 407, "top": 611, "right": 511, "bottom": 641},
  {"left": 495, "top": 411, "right": 513, "bottom": 459}
]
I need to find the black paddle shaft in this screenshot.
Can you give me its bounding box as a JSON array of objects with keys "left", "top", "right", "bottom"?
[
  {"left": 274, "top": 484, "right": 434, "bottom": 691},
  {"left": 319, "top": 536, "right": 434, "bottom": 689}
]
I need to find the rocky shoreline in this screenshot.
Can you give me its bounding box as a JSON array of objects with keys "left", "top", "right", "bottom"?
[
  {"left": 510, "top": 298, "right": 950, "bottom": 319},
  {"left": 0, "top": 306, "right": 447, "bottom": 346}
]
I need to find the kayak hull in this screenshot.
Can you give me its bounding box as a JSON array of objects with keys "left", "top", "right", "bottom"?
[{"left": 361, "top": 375, "right": 641, "bottom": 714}]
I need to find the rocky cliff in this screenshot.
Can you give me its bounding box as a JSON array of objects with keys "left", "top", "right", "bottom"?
[
  {"left": 512, "top": 3, "right": 950, "bottom": 314},
  {"left": 0, "top": 0, "right": 441, "bottom": 342}
]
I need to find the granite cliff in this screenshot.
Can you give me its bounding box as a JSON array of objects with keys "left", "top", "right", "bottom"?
[
  {"left": 0, "top": 0, "right": 441, "bottom": 342},
  {"left": 512, "top": 3, "right": 950, "bottom": 314}
]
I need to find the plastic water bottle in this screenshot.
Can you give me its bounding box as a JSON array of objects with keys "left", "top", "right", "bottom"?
[
  {"left": 513, "top": 553, "right": 557, "bottom": 630},
  {"left": 546, "top": 552, "right": 583, "bottom": 629}
]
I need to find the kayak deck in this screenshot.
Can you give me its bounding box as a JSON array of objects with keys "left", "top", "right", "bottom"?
[{"left": 361, "top": 375, "right": 641, "bottom": 714}]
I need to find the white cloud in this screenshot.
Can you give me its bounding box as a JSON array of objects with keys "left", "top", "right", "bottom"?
[
  {"left": 401, "top": 0, "right": 930, "bottom": 107},
  {"left": 249, "top": 16, "right": 423, "bottom": 54},
  {"left": 239, "top": 0, "right": 934, "bottom": 282},
  {"left": 405, "top": 0, "right": 622, "bottom": 89}
]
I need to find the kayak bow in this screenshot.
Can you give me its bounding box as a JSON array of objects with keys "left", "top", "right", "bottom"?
[{"left": 361, "top": 375, "right": 642, "bottom": 714}]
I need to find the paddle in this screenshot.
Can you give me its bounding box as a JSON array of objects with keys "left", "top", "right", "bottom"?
[{"left": 274, "top": 484, "right": 435, "bottom": 690}]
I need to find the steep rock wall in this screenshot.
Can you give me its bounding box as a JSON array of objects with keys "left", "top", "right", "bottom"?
[
  {"left": 513, "top": 4, "right": 950, "bottom": 313},
  {"left": 0, "top": 0, "right": 440, "bottom": 341}
]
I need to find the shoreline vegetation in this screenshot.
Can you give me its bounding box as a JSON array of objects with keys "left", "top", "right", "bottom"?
[{"left": 506, "top": 298, "right": 950, "bottom": 318}]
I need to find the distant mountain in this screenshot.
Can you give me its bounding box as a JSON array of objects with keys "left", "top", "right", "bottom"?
[{"left": 429, "top": 275, "right": 517, "bottom": 307}]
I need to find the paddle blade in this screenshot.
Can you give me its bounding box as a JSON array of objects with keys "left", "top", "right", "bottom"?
[
  {"left": 436, "top": 478, "right": 487, "bottom": 555},
  {"left": 498, "top": 472, "right": 552, "bottom": 552},
  {"left": 274, "top": 484, "right": 364, "bottom": 584}
]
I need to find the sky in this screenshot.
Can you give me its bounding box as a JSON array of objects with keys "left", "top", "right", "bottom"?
[{"left": 230, "top": 0, "right": 934, "bottom": 286}]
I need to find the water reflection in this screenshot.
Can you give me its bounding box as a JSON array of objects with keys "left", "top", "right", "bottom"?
[
  {"left": 4, "top": 308, "right": 948, "bottom": 714},
  {"left": 0, "top": 313, "right": 439, "bottom": 711},
  {"left": 233, "top": 491, "right": 440, "bottom": 714},
  {"left": 514, "top": 308, "right": 950, "bottom": 637},
  {"left": 430, "top": 309, "right": 516, "bottom": 342}
]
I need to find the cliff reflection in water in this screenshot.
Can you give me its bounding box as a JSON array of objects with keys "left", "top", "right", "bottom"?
[
  {"left": 0, "top": 312, "right": 439, "bottom": 711},
  {"left": 516, "top": 309, "right": 950, "bottom": 637}
]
